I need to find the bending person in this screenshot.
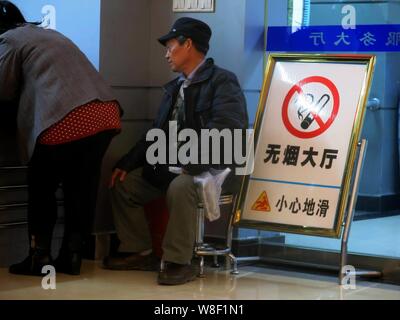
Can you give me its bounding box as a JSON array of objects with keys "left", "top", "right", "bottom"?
[{"left": 0, "top": 1, "right": 123, "bottom": 276}]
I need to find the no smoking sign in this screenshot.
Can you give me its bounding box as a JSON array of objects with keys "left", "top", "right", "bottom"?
[{"left": 282, "top": 76, "right": 340, "bottom": 139}]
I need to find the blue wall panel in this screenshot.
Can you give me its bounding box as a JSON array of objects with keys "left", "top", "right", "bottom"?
[{"left": 12, "top": 0, "right": 101, "bottom": 69}]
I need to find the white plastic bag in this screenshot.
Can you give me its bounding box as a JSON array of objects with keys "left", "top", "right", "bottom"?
[{"left": 193, "top": 168, "right": 231, "bottom": 222}]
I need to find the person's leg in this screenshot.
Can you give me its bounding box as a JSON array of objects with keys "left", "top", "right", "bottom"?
[
  {"left": 103, "top": 167, "right": 164, "bottom": 270},
  {"left": 162, "top": 174, "right": 198, "bottom": 264},
  {"left": 57, "top": 130, "right": 115, "bottom": 274},
  {"left": 158, "top": 173, "right": 198, "bottom": 285},
  {"left": 9, "top": 144, "right": 61, "bottom": 276},
  {"left": 110, "top": 167, "right": 164, "bottom": 253}
]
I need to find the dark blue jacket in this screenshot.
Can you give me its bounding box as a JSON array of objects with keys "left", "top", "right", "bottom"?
[{"left": 115, "top": 58, "right": 248, "bottom": 191}]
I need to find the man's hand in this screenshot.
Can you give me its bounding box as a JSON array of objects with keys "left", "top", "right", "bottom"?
[{"left": 109, "top": 168, "right": 127, "bottom": 188}]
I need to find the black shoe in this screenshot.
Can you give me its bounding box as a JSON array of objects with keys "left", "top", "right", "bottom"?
[
  {"left": 157, "top": 262, "right": 198, "bottom": 285},
  {"left": 54, "top": 232, "right": 84, "bottom": 275},
  {"left": 54, "top": 251, "right": 82, "bottom": 275},
  {"left": 102, "top": 252, "right": 160, "bottom": 271},
  {"left": 9, "top": 251, "right": 53, "bottom": 277}
]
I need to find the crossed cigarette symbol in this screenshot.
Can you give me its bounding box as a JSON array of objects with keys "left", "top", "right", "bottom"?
[{"left": 295, "top": 93, "right": 331, "bottom": 129}]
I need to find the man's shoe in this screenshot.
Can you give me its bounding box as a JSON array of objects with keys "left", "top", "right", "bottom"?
[
  {"left": 9, "top": 250, "right": 53, "bottom": 276},
  {"left": 102, "top": 252, "right": 160, "bottom": 271},
  {"left": 157, "top": 262, "right": 198, "bottom": 285}
]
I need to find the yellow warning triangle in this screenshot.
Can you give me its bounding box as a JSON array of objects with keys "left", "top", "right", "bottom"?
[{"left": 251, "top": 191, "right": 271, "bottom": 212}]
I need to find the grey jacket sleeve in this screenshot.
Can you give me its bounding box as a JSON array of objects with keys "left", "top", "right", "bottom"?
[{"left": 0, "top": 38, "right": 21, "bottom": 103}]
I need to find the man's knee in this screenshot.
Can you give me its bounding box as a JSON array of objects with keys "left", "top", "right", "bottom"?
[{"left": 167, "top": 174, "right": 196, "bottom": 198}]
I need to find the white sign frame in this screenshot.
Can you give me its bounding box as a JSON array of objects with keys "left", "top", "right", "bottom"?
[
  {"left": 234, "top": 54, "right": 375, "bottom": 238},
  {"left": 172, "top": 0, "right": 215, "bottom": 13}
]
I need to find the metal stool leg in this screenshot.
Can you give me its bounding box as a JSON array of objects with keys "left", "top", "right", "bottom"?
[
  {"left": 199, "top": 256, "right": 205, "bottom": 278},
  {"left": 196, "top": 207, "right": 206, "bottom": 277},
  {"left": 212, "top": 255, "right": 220, "bottom": 268},
  {"left": 228, "top": 253, "right": 239, "bottom": 275},
  {"left": 196, "top": 207, "right": 205, "bottom": 247},
  {"left": 160, "top": 259, "right": 165, "bottom": 272},
  {"left": 226, "top": 195, "right": 239, "bottom": 275}
]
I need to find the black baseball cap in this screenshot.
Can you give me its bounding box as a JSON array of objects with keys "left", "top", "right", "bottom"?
[{"left": 158, "top": 17, "right": 212, "bottom": 53}]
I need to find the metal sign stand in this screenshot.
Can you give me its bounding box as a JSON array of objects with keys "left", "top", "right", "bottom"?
[
  {"left": 338, "top": 139, "right": 382, "bottom": 284},
  {"left": 235, "top": 139, "right": 383, "bottom": 284}
]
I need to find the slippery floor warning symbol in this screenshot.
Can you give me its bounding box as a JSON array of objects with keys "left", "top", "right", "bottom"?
[{"left": 251, "top": 191, "right": 271, "bottom": 212}]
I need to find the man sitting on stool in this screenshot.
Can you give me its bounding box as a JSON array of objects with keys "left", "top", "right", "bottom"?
[{"left": 103, "top": 17, "right": 248, "bottom": 285}]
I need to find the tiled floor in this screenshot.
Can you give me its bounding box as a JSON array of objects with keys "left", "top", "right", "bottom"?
[{"left": 0, "top": 261, "right": 399, "bottom": 300}]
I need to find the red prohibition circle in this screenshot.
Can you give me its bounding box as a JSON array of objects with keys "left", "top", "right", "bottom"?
[{"left": 282, "top": 76, "right": 340, "bottom": 139}]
